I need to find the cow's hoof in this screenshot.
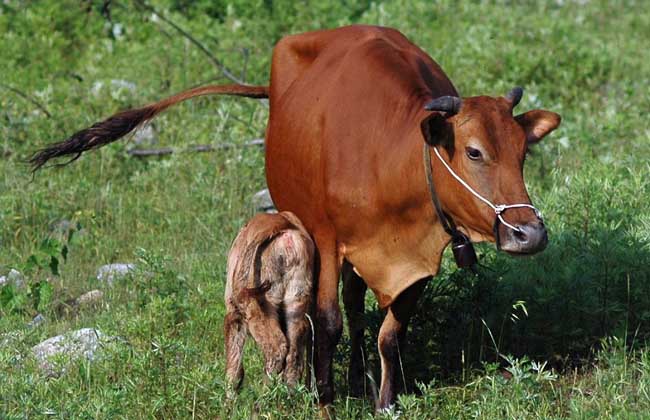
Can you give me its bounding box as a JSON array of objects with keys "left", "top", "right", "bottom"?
[{"left": 318, "top": 404, "right": 335, "bottom": 419}]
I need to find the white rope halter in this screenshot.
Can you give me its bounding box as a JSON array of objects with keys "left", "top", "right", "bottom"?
[{"left": 432, "top": 147, "right": 542, "bottom": 233}]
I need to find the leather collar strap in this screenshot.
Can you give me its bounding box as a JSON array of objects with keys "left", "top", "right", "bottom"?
[
  {"left": 423, "top": 143, "right": 477, "bottom": 268},
  {"left": 423, "top": 142, "right": 456, "bottom": 237}
]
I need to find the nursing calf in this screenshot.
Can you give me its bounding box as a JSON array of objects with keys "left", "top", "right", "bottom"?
[{"left": 224, "top": 211, "right": 315, "bottom": 389}]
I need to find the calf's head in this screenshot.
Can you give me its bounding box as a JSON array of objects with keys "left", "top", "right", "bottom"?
[{"left": 422, "top": 87, "right": 560, "bottom": 255}]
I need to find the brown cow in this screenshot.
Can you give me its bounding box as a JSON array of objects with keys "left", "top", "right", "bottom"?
[
  {"left": 224, "top": 211, "right": 314, "bottom": 390},
  {"left": 31, "top": 25, "right": 560, "bottom": 412}
]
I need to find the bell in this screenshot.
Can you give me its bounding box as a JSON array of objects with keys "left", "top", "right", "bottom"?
[{"left": 452, "top": 233, "right": 478, "bottom": 268}]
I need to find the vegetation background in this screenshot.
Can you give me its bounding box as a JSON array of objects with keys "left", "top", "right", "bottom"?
[{"left": 1, "top": 0, "right": 650, "bottom": 418}]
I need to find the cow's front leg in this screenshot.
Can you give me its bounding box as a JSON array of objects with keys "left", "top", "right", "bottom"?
[
  {"left": 313, "top": 234, "right": 343, "bottom": 413},
  {"left": 377, "top": 278, "right": 427, "bottom": 411},
  {"left": 342, "top": 260, "right": 368, "bottom": 397}
]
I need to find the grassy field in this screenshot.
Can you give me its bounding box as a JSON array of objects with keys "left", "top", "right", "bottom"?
[{"left": 2, "top": 0, "right": 650, "bottom": 418}]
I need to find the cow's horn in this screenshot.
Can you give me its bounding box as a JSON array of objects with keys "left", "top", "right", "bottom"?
[
  {"left": 424, "top": 96, "right": 462, "bottom": 114},
  {"left": 505, "top": 86, "right": 523, "bottom": 108}
]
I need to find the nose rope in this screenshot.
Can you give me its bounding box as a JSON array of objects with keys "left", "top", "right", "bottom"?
[{"left": 432, "top": 147, "right": 542, "bottom": 233}]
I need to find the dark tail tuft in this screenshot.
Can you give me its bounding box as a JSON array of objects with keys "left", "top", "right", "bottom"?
[
  {"left": 29, "top": 83, "right": 269, "bottom": 172},
  {"left": 30, "top": 106, "right": 156, "bottom": 171}
]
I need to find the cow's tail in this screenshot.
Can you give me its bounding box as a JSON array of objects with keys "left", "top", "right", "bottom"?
[{"left": 30, "top": 84, "right": 269, "bottom": 171}]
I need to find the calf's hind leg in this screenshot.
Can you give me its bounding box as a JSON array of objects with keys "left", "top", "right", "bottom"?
[
  {"left": 246, "top": 300, "right": 288, "bottom": 378},
  {"left": 284, "top": 302, "right": 310, "bottom": 386},
  {"left": 224, "top": 310, "right": 247, "bottom": 390}
]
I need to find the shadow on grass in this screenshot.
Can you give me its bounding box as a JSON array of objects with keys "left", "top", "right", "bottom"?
[{"left": 344, "top": 224, "right": 650, "bottom": 395}]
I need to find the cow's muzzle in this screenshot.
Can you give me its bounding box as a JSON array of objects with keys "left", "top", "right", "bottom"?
[{"left": 498, "top": 220, "right": 548, "bottom": 255}]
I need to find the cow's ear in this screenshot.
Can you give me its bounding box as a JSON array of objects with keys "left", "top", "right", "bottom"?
[
  {"left": 421, "top": 113, "right": 452, "bottom": 147},
  {"left": 515, "top": 110, "right": 561, "bottom": 145}
]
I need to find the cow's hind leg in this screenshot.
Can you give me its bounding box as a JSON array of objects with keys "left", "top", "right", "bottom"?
[
  {"left": 224, "top": 309, "right": 247, "bottom": 391},
  {"left": 377, "top": 278, "right": 427, "bottom": 411},
  {"left": 246, "top": 300, "right": 288, "bottom": 378},
  {"left": 342, "top": 260, "right": 368, "bottom": 397}
]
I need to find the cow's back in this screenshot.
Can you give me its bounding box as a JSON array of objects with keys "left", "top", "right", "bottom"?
[{"left": 266, "top": 25, "right": 454, "bottom": 224}]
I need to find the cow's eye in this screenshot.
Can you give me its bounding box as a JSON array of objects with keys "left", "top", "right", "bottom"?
[{"left": 465, "top": 147, "right": 482, "bottom": 161}]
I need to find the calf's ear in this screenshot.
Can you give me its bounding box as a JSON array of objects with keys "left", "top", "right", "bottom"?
[
  {"left": 515, "top": 110, "right": 561, "bottom": 144},
  {"left": 421, "top": 113, "right": 453, "bottom": 147}
]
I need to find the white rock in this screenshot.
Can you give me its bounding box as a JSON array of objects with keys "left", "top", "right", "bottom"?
[
  {"left": 76, "top": 290, "right": 104, "bottom": 306},
  {"left": 132, "top": 125, "right": 157, "bottom": 146},
  {"left": 111, "top": 23, "right": 123, "bottom": 39},
  {"left": 557, "top": 136, "right": 570, "bottom": 149},
  {"left": 0, "top": 269, "right": 24, "bottom": 288},
  {"left": 91, "top": 81, "right": 105, "bottom": 96},
  {"left": 96, "top": 263, "right": 135, "bottom": 285},
  {"left": 32, "top": 328, "right": 107, "bottom": 376},
  {"left": 252, "top": 189, "right": 277, "bottom": 213},
  {"left": 110, "top": 79, "right": 136, "bottom": 92},
  {"left": 91, "top": 79, "right": 136, "bottom": 97}
]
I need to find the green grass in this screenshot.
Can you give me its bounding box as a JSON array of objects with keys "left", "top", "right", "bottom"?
[{"left": 2, "top": 0, "right": 650, "bottom": 418}]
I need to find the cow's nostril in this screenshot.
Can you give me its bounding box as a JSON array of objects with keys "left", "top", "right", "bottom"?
[
  {"left": 513, "top": 228, "right": 527, "bottom": 242},
  {"left": 500, "top": 222, "right": 548, "bottom": 255}
]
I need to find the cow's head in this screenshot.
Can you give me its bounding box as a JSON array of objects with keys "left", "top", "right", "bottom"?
[{"left": 421, "top": 87, "right": 560, "bottom": 255}]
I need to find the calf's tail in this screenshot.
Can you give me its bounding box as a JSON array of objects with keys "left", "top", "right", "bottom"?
[
  {"left": 234, "top": 213, "right": 302, "bottom": 302},
  {"left": 30, "top": 84, "right": 269, "bottom": 171}
]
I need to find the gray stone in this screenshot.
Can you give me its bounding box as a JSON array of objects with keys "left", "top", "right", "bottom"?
[
  {"left": 28, "top": 313, "right": 46, "bottom": 328},
  {"left": 252, "top": 189, "right": 276, "bottom": 213},
  {"left": 132, "top": 125, "right": 157, "bottom": 147},
  {"left": 91, "top": 81, "right": 105, "bottom": 96},
  {"left": 110, "top": 79, "right": 136, "bottom": 92},
  {"left": 0, "top": 269, "right": 24, "bottom": 288},
  {"left": 91, "top": 79, "right": 136, "bottom": 97},
  {"left": 32, "top": 328, "right": 108, "bottom": 376},
  {"left": 76, "top": 290, "right": 103, "bottom": 306},
  {"left": 96, "top": 263, "right": 135, "bottom": 285},
  {"left": 111, "top": 23, "right": 124, "bottom": 39}
]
